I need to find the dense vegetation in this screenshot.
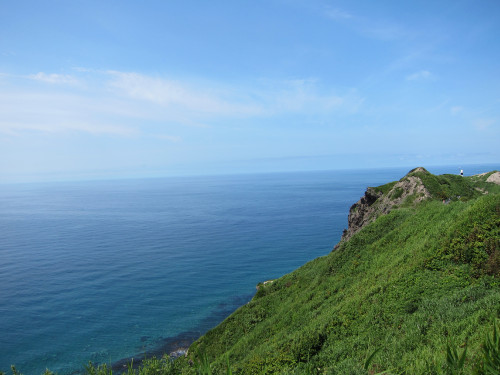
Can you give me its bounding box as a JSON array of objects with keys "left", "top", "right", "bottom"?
[{"left": 4, "top": 169, "right": 499, "bottom": 375}]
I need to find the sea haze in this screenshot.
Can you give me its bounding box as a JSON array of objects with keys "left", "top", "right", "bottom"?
[{"left": 0, "top": 165, "right": 496, "bottom": 374}]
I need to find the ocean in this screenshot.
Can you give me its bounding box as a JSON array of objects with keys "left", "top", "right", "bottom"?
[{"left": 0, "top": 165, "right": 497, "bottom": 374}]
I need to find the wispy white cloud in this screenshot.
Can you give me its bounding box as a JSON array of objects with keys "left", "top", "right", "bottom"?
[
  {"left": 322, "top": 6, "right": 410, "bottom": 41},
  {"left": 450, "top": 106, "right": 463, "bottom": 115},
  {"left": 106, "top": 71, "right": 263, "bottom": 118},
  {"left": 72, "top": 67, "right": 95, "bottom": 73},
  {"left": 0, "top": 119, "right": 137, "bottom": 136},
  {"left": 27, "top": 72, "right": 79, "bottom": 85},
  {"left": 0, "top": 90, "right": 137, "bottom": 136},
  {"left": 105, "top": 72, "right": 363, "bottom": 118},
  {"left": 406, "top": 70, "right": 432, "bottom": 81},
  {"left": 325, "top": 7, "right": 352, "bottom": 20},
  {"left": 363, "top": 24, "right": 408, "bottom": 41},
  {"left": 266, "top": 79, "right": 363, "bottom": 114},
  {"left": 0, "top": 70, "right": 363, "bottom": 137}
]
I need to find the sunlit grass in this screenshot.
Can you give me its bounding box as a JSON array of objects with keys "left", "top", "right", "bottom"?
[{"left": 3, "top": 171, "right": 499, "bottom": 374}]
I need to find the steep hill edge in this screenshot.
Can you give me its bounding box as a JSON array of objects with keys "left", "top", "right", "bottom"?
[
  {"left": 337, "top": 167, "right": 431, "bottom": 245},
  {"left": 181, "top": 167, "right": 499, "bottom": 374},
  {"left": 337, "top": 167, "right": 500, "bottom": 247}
]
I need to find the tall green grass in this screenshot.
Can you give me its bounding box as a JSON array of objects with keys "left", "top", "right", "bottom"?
[
  {"left": 186, "top": 192, "right": 499, "bottom": 374},
  {"left": 3, "top": 171, "right": 499, "bottom": 374}
]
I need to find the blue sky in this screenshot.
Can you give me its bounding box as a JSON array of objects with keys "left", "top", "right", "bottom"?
[{"left": 1, "top": 0, "right": 499, "bottom": 182}]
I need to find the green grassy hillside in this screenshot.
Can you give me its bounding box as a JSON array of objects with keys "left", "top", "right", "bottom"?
[
  {"left": 183, "top": 169, "right": 500, "bottom": 374},
  {"left": 4, "top": 169, "right": 499, "bottom": 375}
]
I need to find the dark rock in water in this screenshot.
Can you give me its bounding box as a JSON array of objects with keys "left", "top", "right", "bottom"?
[
  {"left": 111, "top": 293, "right": 254, "bottom": 373},
  {"left": 111, "top": 331, "right": 200, "bottom": 373},
  {"left": 169, "top": 348, "right": 188, "bottom": 358}
]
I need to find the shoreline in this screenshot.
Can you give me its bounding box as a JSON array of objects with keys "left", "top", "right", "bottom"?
[
  {"left": 111, "top": 293, "right": 254, "bottom": 373},
  {"left": 111, "top": 330, "right": 199, "bottom": 372}
]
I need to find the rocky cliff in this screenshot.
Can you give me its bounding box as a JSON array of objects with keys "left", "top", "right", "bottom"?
[
  {"left": 337, "top": 167, "right": 432, "bottom": 246},
  {"left": 185, "top": 167, "right": 500, "bottom": 375},
  {"left": 336, "top": 167, "right": 500, "bottom": 248}
]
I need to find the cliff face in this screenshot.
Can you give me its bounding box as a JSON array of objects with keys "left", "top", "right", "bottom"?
[
  {"left": 338, "top": 167, "right": 431, "bottom": 245},
  {"left": 339, "top": 187, "right": 382, "bottom": 244},
  {"left": 186, "top": 167, "right": 500, "bottom": 375},
  {"left": 337, "top": 167, "right": 500, "bottom": 247},
  {"left": 486, "top": 171, "right": 500, "bottom": 184}
]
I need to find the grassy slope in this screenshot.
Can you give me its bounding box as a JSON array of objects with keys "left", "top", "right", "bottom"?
[
  {"left": 184, "top": 172, "right": 500, "bottom": 374},
  {"left": 4, "top": 171, "right": 499, "bottom": 375}
]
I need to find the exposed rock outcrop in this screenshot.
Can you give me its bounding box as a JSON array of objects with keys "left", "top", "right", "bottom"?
[
  {"left": 336, "top": 167, "right": 431, "bottom": 247},
  {"left": 339, "top": 187, "right": 382, "bottom": 245},
  {"left": 486, "top": 171, "right": 500, "bottom": 185}
]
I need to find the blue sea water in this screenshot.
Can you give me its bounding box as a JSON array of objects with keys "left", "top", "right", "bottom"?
[{"left": 0, "top": 165, "right": 497, "bottom": 374}]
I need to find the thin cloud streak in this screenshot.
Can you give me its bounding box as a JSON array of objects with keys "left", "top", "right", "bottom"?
[
  {"left": 406, "top": 70, "right": 432, "bottom": 81},
  {"left": 0, "top": 120, "right": 138, "bottom": 136},
  {"left": 106, "top": 72, "right": 363, "bottom": 118},
  {"left": 322, "top": 6, "right": 411, "bottom": 41},
  {"left": 266, "top": 79, "right": 363, "bottom": 114},
  {"left": 324, "top": 7, "right": 352, "bottom": 20},
  {"left": 0, "top": 70, "right": 363, "bottom": 136},
  {"left": 0, "top": 90, "right": 137, "bottom": 136},
  {"left": 106, "top": 71, "right": 264, "bottom": 117},
  {"left": 27, "top": 72, "right": 80, "bottom": 85}
]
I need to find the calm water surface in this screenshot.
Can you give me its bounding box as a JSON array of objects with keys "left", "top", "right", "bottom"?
[{"left": 0, "top": 165, "right": 496, "bottom": 374}]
